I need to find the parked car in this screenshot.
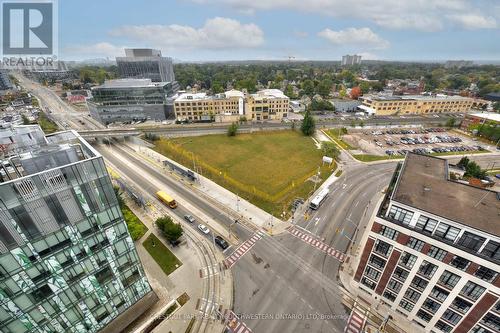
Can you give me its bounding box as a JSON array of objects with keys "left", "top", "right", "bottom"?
[
  {"left": 215, "top": 236, "right": 229, "bottom": 250},
  {"left": 197, "top": 224, "right": 210, "bottom": 234},
  {"left": 184, "top": 215, "right": 196, "bottom": 223}
]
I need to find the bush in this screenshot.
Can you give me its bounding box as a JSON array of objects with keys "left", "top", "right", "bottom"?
[
  {"left": 227, "top": 122, "right": 239, "bottom": 136},
  {"left": 321, "top": 141, "right": 340, "bottom": 159}
]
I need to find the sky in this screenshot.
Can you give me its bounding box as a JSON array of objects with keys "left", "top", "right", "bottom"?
[{"left": 59, "top": 0, "right": 500, "bottom": 62}]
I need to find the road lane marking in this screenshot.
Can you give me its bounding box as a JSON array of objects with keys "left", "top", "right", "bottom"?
[{"left": 223, "top": 231, "right": 264, "bottom": 269}]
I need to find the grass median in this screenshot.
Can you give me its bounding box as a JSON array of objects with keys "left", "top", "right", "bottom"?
[
  {"left": 324, "top": 129, "right": 357, "bottom": 150},
  {"left": 142, "top": 234, "right": 182, "bottom": 276},
  {"left": 152, "top": 130, "right": 335, "bottom": 216}
]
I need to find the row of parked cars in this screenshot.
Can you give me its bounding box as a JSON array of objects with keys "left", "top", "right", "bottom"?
[
  {"left": 370, "top": 127, "right": 448, "bottom": 136},
  {"left": 184, "top": 214, "right": 229, "bottom": 250},
  {"left": 386, "top": 145, "right": 485, "bottom": 156}
]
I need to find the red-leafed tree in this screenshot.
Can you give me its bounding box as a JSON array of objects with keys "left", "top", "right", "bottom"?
[{"left": 350, "top": 86, "right": 362, "bottom": 99}]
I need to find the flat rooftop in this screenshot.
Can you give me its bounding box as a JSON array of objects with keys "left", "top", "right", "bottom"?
[
  {"left": 95, "top": 79, "right": 170, "bottom": 89},
  {"left": 363, "top": 94, "right": 473, "bottom": 102},
  {"left": 0, "top": 126, "right": 99, "bottom": 183},
  {"left": 469, "top": 112, "right": 500, "bottom": 122},
  {"left": 391, "top": 153, "right": 500, "bottom": 236}
]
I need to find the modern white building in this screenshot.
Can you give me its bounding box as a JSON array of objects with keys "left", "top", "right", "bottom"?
[{"left": 352, "top": 153, "right": 500, "bottom": 333}]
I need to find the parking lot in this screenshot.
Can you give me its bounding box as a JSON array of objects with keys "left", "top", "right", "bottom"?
[{"left": 342, "top": 127, "right": 488, "bottom": 157}]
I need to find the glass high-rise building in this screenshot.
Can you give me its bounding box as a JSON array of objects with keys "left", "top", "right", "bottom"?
[
  {"left": 0, "top": 126, "right": 157, "bottom": 333},
  {"left": 116, "top": 49, "right": 175, "bottom": 83}
]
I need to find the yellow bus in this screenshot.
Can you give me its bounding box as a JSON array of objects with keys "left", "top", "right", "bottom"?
[{"left": 156, "top": 191, "right": 178, "bottom": 209}]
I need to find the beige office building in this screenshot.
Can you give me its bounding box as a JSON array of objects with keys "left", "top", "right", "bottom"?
[
  {"left": 174, "top": 90, "right": 245, "bottom": 122},
  {"left": 359, "top": 95, "right": 476, "bottom": 116},
  {"left": 245, "top": 89, "right": 289, "bottom": 121}
]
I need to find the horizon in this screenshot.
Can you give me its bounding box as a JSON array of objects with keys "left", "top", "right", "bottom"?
[{"left": 57, "top": 0, "right": 500, "bottom": 62}]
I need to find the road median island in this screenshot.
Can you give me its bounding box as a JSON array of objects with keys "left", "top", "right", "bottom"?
[{"left": 150, "top": 130, "right": 336, "bottom": 216}]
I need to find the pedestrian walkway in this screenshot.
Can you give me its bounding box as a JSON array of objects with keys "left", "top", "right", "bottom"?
[
  {"left": 222, "top": 309, "right": 253, "bottom": 333},
  {"left": 344, "top": 302, "right": 368, "bottom": 333},
  {"left": 223, "top": 231, "right": 264, "bottom": 269},
  {"left": 286, "top": 225, "right": 345, "bottom": 262}
]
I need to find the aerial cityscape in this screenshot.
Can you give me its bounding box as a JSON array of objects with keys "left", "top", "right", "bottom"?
[{"left": 0, "top": 1, "right": 499, "bottom": 333}]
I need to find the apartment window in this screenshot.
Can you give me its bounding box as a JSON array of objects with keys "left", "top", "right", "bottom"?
[
  {"left": 481, "top": 313, "right": 500, "bottom": 332},
  {"left": 404, "top": 288, "right": 421, "bottom": 302},
  {"left": 369, "top": 255, "right": 386, "bottom": 270},
  {"left": 450, "top": 256, "right": 470, "bottom": 271},
  {"left": 442, "top": 309, "right": 462, "bottom": 325},
  {"left": 422, "top": 297, "right": 441, "bottom": 313},
  {"left": 383, "top": 291, "right": 397, "bottom": 302},
  {"left": 471, "top": 325, "right": 494, "bottom": 333},
  {"left": 427, "top": 246, "right": 448, "bottom": 260},
  {"left": 365, "top": 266, "right": 381, "bottom": 281},
  {"left": 439, "top": 271, "right": 461, "bottom": 288},
  {"left": 434, "top": 223, "right": 460, "bottom": 242},
  {"left": 451, "top": 297, "right": 472, "bottom": 313},
  {"left": 416, "top": 309, "right": 433, "bottom": 322},
  {"left": 416, "top": 215, "right": 438, "bottom": 234},
  {"left": 431, "top": 286, "right": 450, "bottom": 302},
  {"left": 407, "top": 237, "right": 425, "bottom": 251},
  {"left": 399, "top": 252, "right": 417, "bottom": 269},
  {"left": 399, "top": 299, "right": 414, "bottom": 312},
  {"left": 380, "top": 226, "right": 399, "bottom": 240},
  {"left": 461, "top": 281, "right": 485, "bottom": 301},
  {"left": 361, "top": 277, "right": 376, "bottom": 290},
  {"left": 481, "top": 240, "right": 500, "bottom": 261},
  {"left": 388, "top": 206, "right": 414, "bottom": 225},
  {"left": 387, "top": 279, "right": 403, "bottom": 293},
  {"left": 418, "top": 261, "right": 438, "bottom": 279},
  {"left": 457, "top": 231, "right": 486, "bottom": 252},
  {"left": 474, "top": 266, "right": 498, "bottom": 282},
  {"left": 411, "top": 276, "right": 429, "bottom": 291},
  {"left": 393, "top": 267, "right": 409, "bottom": 281},
  {"left": 435, "top": 320, "right": 453, "bottom": 333},
  {"left": 374, "top": 240, "right": 392, "bottom": 257}
]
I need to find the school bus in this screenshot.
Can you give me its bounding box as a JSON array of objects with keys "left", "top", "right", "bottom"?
[{"left": 156, "top": 191, "right": 178, "bottom": 209}]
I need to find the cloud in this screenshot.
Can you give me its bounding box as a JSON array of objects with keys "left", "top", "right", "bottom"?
[
  {"left": 64, "top": 42, "right": 125, "bottom": 58},
  {"left": 293, "top": 30, "right": 308, "bottom": 38},
  {"left": 188, "top": 0, "right": 496, "bottom": 31},
  {"left": 447, "top": 14, "right": 497, "bottom": 29},
  {"left": 109, "top": 17, "right": 264, "bottom": 50},
  {"left": 318, "top": 27, "right": 389, "bottom": 49}
]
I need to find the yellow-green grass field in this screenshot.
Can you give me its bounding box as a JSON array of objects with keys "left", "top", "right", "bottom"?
[{"left": 153, "top": 130, "right": 335, "bottom": 216}]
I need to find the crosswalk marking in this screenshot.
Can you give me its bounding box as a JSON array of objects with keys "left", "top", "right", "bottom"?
[
  {"left": 344, "top": 303, "right": 367, "bottom": 333},
  {"left": 222, "top": 309, "right": 252, "bottom": 333},
  {"left": 199, "top": 263, "right": 221, "bottom": 279},
  {"left": 223, "top": 231, "right": 264, "bottom": 269},
  {"left": 286, "top": 226, "right": 345, "bottom": 262}
]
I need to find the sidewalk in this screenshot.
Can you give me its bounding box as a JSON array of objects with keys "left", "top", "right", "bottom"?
[
  {"left": 116, "top": 181, "right": 231, "bottom": 333},
  {"left": 337, "top": 195, "right": 421, "bottom": 333},
  {"left": 125, "top": 138, "right": 286, "bottom": 233}
]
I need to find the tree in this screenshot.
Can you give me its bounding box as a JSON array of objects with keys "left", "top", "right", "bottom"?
[
  {"left": 350, "top": 86, "right": 362, "bottom": 99},
  {"left": 113, "top": 186, "right": 125, "bottom": 208},
  {"left": 321, "top": 141, "right": 340, "bottom": 159},
  {"left": 493, "top": 102, "right": 500, "bottom": 111},
  {"left": 457, "top": 156, "right": 470, "bottom": 169},
  {"left": 464, "top": 161, "right": 486, "bottom": 179},
  {"left": 301, "top": 111, "right": 315, "bottom": 136},
  {"left": 446, "top": 118, "right": 456, "bottom": 128},
  {"left": 21, "top": 114, "right": 31, "bottom": 125},
  {"left": 301, "top": 80, "right": 315, "bottom": 96},
  {"left": 227, "top": 122, "right": 239, "bottom": 136},
  {"left": 317, "top": 79, "right": 333, "bottom": 98},
  {"left": 156, "top": 216, "right": 183, "bottom": 242}
]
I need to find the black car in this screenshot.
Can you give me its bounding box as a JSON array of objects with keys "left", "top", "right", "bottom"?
[{"left": 215, "top": 236, "right": 229, "bottom": 250}]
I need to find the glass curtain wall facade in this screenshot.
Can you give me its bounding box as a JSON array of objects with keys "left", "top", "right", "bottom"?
[{"left": 0, "top": 128, "right": 152, "bottom": 333}]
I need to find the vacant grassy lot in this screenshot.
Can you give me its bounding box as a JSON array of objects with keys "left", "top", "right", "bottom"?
[
  {"left": 153, "top": 131, "right": 335, "bottom": 215},
  {"left": 38, "top": 112, "right": 59, "bottom": 134},
  {"left": 142, "top": 234, "right": 182, "bottom": 276},
  {"left": 352, "top": 154, "right": 404, "bottom": 162}
]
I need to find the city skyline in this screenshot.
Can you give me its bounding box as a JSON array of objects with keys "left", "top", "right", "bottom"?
[{"left": 60, "top": 0, "right": 500, "bottom": 62}]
